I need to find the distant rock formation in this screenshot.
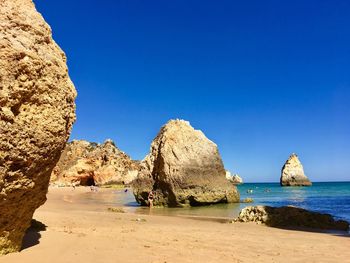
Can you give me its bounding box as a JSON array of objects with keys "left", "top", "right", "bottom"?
[
  {"left": 234, "top": 206, "right": 349, "bottom": 231},
  {"left": 132, "top": 119, "right": 240, "bottom": 207},
  {"left": 280, "top": 154, "right": 311, "bottom": 186},
  {"left": 0, "top": 0, "right": 76, "bottom": 255},
  {"left": 226, "top": 170, "right": 243, "bottom": 184},
  {"left": 51, "top": 140, "right": 139, "bottom": 186},
  {"left": 241, "top": 198, "right": 254, "bottom": 203}
]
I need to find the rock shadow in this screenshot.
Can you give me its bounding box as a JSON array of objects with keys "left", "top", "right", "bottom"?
[
  {"left": 21, "top": 219, "right": 47, "bottom": 251},
  {"left": 267, "top": 224, "right": 350, "bottom": 238}
]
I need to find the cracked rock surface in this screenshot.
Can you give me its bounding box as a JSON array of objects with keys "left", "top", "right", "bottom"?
[
  {"left": 280, "top": 154, "right": 311, "bottom": 186},
  {"left": 51, "top": 140, "right": 140, "bottom": 186},
  {"left": 133, "top": 119, "right": 239, "bottom": 207},
  {"left": 0, "top": 0, "right": 76, "bottom": 254}
]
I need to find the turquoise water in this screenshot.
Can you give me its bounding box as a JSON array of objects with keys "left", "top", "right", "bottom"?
[
  {"left": 133, "top": 182, "right": 350, "bottom": 221},
  {"left": 238, "top": 182, "right": 350, "bottom": 222},
  {"left": 78, "top": 182, "right": 350, "bottom": 222}
]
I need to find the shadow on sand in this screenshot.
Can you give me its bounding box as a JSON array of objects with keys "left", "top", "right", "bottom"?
[
  {"left": 21, "top": 219, "right": 47, "bottom": 251},
  {"left": 266, "top": 225, "right": 350, "bottom": 238}
]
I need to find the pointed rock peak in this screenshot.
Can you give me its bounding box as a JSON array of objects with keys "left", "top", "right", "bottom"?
[
  {"left": 289, "top": 153, "right": 299, "bottom": 159},
  {"left": 99, "top": 139, "right": 121, "bottom": 154},
  {"left": 103, "top": 139, "right": 116, "bottom": 147},
  {"left": 157, "top": 119, "right": 214, "bottom": 146},
  {"left": 166, "top": 119, "right": 191, "bottom": 126},
  {"left": 286, "top": 153, "right": 301, "bottom": 164},
  {"left": 280, "top": 153, "right": 311, "bottom": 186},
  {"left": 160, "top": 119, "right": 194, "bottom": 133}
]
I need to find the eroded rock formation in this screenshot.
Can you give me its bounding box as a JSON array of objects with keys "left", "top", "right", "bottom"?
[
  {"left": 280, "top": 154, "right": 311, "bottom": 186},
  {"left": 132, "top": 119, "right": 240, "bottom": 207},
  {"left": 234, "top": 206, "right": 349, "bottom": 231},
  {"left": 51, "top": 140, "right": 139, "bottom": 186},
  {"left": 226, "top": 171, "right": 243, "bottom": 184},
  {"left": 0, "top": 0, "right": 76, "bottom": 254}
]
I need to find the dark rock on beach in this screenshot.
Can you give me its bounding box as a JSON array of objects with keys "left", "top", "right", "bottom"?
[{"left": 235, "top": 206, "right": 349, "bottom": 231}]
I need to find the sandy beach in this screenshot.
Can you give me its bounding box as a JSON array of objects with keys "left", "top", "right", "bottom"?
[
  {"left": 0, "top": 187, "right": 349, "bottom": 263},
  {"left": 1, "top": 0, "right": 349, "bottom": 261}
]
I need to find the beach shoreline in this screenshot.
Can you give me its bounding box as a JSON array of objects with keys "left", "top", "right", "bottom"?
[{"left": 0, "top": 187, "right": 349, "bottom": 263}]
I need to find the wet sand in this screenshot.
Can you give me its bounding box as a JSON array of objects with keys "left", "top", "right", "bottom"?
[{"left": 1, "top": 187, "right": 349, "bottom": 263}]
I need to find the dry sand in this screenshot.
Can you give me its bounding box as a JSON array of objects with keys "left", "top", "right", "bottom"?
[{"left": 1, "top": 187, "right": 349, "bottom": 263}]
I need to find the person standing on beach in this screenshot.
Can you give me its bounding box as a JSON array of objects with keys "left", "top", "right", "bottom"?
[{"left": 148, "top": 191, "right": 154, "bottom": 208}]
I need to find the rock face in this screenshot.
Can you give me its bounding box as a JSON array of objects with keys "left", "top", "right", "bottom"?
[
  {"left": 132, "top": 119, "right": 240, "bottom": 207},
  {"left": 0, "top": 0, "right": 76, "bottom": 255},
  {"left": 280, "top": 154, "right": 311, "bottom": 186},
  {"left": 51, "top": 140, "right": 140, "bottom": 186},
  {"left": 235, "top": 206, "right": 349, "bottom": 231},
  {"left": 226, "top": 170, "right": 243, "bottom": 184}
]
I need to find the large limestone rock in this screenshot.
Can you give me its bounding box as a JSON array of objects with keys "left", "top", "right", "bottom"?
[
  {"left": 234, "top": 206, "right": 349, "bottom": 231},
  {"left": 0, "top": 0, "right": 76, "bottom": 254},
  {"left": 280, "top": 154, "right": 311, "bottom": 186},
  {"left": 132, "top": 119, "right": 240, "bottom": 207},
  {"left": 51, "top": 140, "right": 140, "bottom": 186}
]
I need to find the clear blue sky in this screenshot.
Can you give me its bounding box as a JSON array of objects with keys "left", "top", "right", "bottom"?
[{"left": 34, "top": 0, "right": 350, "bottom": 182}]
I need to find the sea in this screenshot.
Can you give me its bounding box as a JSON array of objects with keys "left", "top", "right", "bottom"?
[{"left": 78, "top": 182, "right": 350, "bottom": 222}]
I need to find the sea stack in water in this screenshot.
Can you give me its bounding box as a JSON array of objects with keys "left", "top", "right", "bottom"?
[
  {"left": 51, "top": 140, "right": 140, "bottom": 186},
  {"left": 0, "top": 0, "right": 76, "bottom": 255},
  {"left": 226, "top": 170, "right": 243, "bottom": 184},
  {"left": 280, "top": 154, "right": 311, "bottom": 186},
  {"left": 132, "top": 119, "right": 240, "bottom": 207}
]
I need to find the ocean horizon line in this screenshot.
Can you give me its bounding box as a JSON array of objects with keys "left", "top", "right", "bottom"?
[{"left": 242, "top": 181, "right": 350, "bottom": 184}]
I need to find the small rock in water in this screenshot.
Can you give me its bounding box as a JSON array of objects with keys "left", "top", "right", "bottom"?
[{"left": 242, "top": 198, "right": 254, "bottom": 203}]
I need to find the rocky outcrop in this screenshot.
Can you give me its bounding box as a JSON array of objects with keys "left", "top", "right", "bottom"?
[
  {"left": 0, "top": 0, "right": 76, "bottom": 255},
  {"left": 51, "top": 140, "right": 140, "bottom": 186},
  {"left": 226, "top": 171, "right": 243, "bottom": 184},
  {"left": 280, "top": 154, "right": 311, "bottom": 186},
  {"left": 132, "top": 119, "right": 240, "bottom": 207},
  {"left": 234, "top": 206, "right": 349, "bottom": 231},
  {"left": 241, "top": 198, "right": 254, "bottom": 203}
]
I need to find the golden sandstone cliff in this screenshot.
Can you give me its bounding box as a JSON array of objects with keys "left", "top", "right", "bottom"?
[
  {"left": 133, "top": 119, "right": 240, "bottom": 207},
  {"left": 0, "top": 0, "right": 76, "bottom": 254},
  {"left": 51, "top": 140, "right": 140, "bottom": 186}
]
